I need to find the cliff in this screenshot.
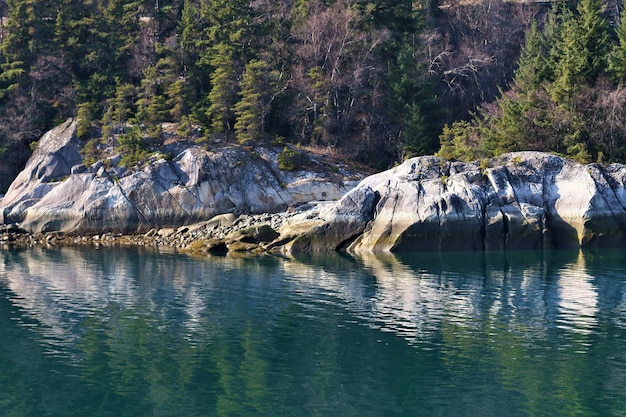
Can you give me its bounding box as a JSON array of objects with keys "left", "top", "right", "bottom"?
[{"left": 3, "top": 121, "right": 626, "bottom": 253}]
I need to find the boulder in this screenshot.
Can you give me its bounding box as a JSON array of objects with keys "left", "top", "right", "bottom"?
[
  {"left": 346, "top": 156, "right": 489, "bottom": 253},
  {"left": 286, "top": 185, "right": 379, "bottom": 253},
  {"left": 227, "top": 224, "right": 279, "bottom": 244}
]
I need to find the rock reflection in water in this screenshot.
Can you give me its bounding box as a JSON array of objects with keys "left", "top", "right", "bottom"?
[
  {"left": 285, "top": 249, "right": 608, "bottom": 345},
  {"left": 0, "top": 247, "right": 619, "bottom": 355},
  {"left": 1, "top": 246, "right": 626, "bottom": 417}
]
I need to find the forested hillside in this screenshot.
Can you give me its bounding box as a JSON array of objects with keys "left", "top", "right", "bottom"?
[
  {"left": 0, "top": 0, "right": 622, "bottom": 192},
  {"left": 439, "top": 0, "right": 626, "bottom": 164}
]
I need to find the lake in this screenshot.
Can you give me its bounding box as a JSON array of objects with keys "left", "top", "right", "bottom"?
[{"left": 1, "top": 245, "right": 626, "bottom": 417}]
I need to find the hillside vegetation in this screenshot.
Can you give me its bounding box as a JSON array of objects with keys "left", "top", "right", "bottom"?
[
  {"left": 0, "top": 0, "right": 623, "bottom": 192},
  {"left": 439, "top": 0, "right": 626, "bottom": 164}
]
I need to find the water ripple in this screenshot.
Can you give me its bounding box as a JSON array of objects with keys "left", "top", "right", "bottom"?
[{"left": 2, "top": 247, "right": 626, "bottom": 416}]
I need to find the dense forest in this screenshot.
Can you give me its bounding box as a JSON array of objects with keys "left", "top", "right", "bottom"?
[
  {"left": 0, "top": 0, "right": 624, "bottom": 192},
  {"left": 439, "top": 0, "right": 626, "bottom": 165}
]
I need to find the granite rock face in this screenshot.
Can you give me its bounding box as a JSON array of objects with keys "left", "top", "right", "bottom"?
[
  {"left": 320, "top": 152, "right": 626, "bottom": 253},
  {"left": 1, "top": 118, "right": 83, "bottom": 226},
  {"left": 4, "top": 120, "right": 626, "bottom": 253},
  {"left": 0, "top": 119, "right": 358, "bottom": 234}
]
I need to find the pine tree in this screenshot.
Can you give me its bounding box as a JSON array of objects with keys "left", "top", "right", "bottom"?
[
  {"left": 178, "top": 0, "right": 208, "bottom": 93},
  {"left": 167, "top": 78, "right": 192, "bottom": 122},
  {"left": 76, "top": 102, "right": 95, "bottom": 139},
  {"left": 436, "top": 120, "right": 488, "bottom": 161},
  {"left": 513, "top": 21, "right": 549, "bottom": 94},
  {"left": 198, "top": 0, "right": 254, "bottom": 138},
  {"left": 233, "top": 59, "right": 283, "bottom": 144},
  {"left": 609, "top": 6, "right": 626, "bottom": 83},
  {"left": 576, "top": 0, "right": 610, "bottom": 81},
  {"left": 135, "top": 56, "right": 179, "bottom": 128},
  {"left": 548, "top": 7, "right": 585, "bottom": 103},
  {"left": 0, "top": 0, "right": 37, "bottom": 99},
  {"left": 387, "top": 43, "right": 442, "bottom": 158},
  {"left": 548, "top": 0, "right": 610, "bottom": 103},
  {"left": 206, "top": 44, "right": 237, "bottom": 139},
  {"left": 104, "top": 83, "right": 137, "bottom": 134}
]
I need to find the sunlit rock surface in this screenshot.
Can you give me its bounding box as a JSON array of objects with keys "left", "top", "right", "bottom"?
[
  {"left": 315, "top": 152, "right": 626, "bottom": 253},
  {"left": 3, "top": 120, "right": 626, "bottom": 253},
  {"left": 0, "top": 119, "right": 359, "bottom": 234}
]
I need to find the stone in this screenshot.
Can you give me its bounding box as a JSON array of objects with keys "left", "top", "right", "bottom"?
[
  {"left": 0, "top": 122, "right": 360, "bottom": 235},
  {"left": 71, "top": 164, "right": 86, "bottom": 175},
  {"left": 300, "top": 152, "right": 626, "bottom": 254},
  {"left": 227, "top": 224, "right": 279, "bottom": 244},
  {"left": 227, "top": 240, "right": 259, "bottom": 252}
]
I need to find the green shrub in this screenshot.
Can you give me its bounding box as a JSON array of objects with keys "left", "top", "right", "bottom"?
[
  {"left": 277, "top": 147, "right": 308, "bottom": 171},
  {"left": 80, "top": 138, "right": 102, "bottom": 167},
  {"left": 117, "top": 127, "right": 151, "bottom": 167},
  {"left": 273, "top": 136, "right": 286, "bottom": 146},
  {"left": 76, "top": 102, "right": 96, "bottom": 139}
]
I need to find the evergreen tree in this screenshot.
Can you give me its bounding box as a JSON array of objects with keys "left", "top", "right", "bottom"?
[
  {"left": 135, "top": 68, "right": 167, "bottom": 138},
  {"left": 233, "top": 59, "right": 283, "bottom": 144},
  {"left": 482, "top": 20, "right": 556, "bottom": 156},
  {"left": 206, "top": 44, "right": 237, "bottom": 139},
  {"left": 513, "top": 21, "right": 549, "bottom": 94},
  {"left": 135, "top": 55, "right": 179, "bottom": 129},
  {"left": 76, "top": 102, "right": 96, "bottom": 139},
  {"left": 0, "top": 0, "right": 29, "bottom": 89},
  {"left": 167, "top": 78, "right": 192, "bottom": 123},
  {"left": 548, "top": 7, "right": 585, "bottom": 103},
  {"left": 609, "top": 6, "right": 626, "bottom": 83},
  {"left": 0, "top": 0, "right": 55, "bottom": 100},
  {"left": 178, "top": 0, "right": 205, "bottom": 86},
  {"left": 575, "top": 0, "right": 610, "bottom": 81},
  {"left": 0, "top": 0, "right": 69, "bottom": 131},
  {"left": 484, "top": 89, "right": 564, "bottom": 157},
  {"left": 387, "top": 43, "right": 442, "bottom": 158},
  {"left": 436, "top": 120, "right": 487, "bottom": 162},
  {"left": 103, "top": 83, "right": 137, "bottom": 136},
  {"left": 199, "top": 0, "right": 254, "bottom": 138},
  {"left": 548, "top": 0, "right": 610, "bottom": 103}
]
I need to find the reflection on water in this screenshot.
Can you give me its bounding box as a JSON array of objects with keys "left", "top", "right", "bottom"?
[
  {"left": 1, "top": 246, "right": 626, "bottom": 416},
  {"left": 556, "top": 253, "right": 598, "bottom": 336}
]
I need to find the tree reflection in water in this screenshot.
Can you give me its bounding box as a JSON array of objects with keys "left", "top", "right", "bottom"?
[{"left": 1, "top": 246, "right": 626, "bottom": 417}]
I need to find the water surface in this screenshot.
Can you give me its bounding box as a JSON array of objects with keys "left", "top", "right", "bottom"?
[{"left": 1, "top": 246, "right": 626, "bottom": 416}]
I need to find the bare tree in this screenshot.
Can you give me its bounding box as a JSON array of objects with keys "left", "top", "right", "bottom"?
[
  {"left": 427, "top": 0, "right": 539, "bottom": 121},
  {"left": 290, "top": 0, "right": 389, "bottom": 148}
]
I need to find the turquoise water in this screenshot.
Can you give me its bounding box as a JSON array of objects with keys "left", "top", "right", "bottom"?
[{"left": 1, "top": 246, "right": 626, "bottom": 417}]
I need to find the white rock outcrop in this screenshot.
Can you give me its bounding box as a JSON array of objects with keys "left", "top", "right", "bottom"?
[
  {"left": 4, "top": 120, "right": 626, "bottom": 253},
  {"left": 0, "top": 119, "right": 358, "bottom": 234},
  {"left": 310, "top": 152, "right": 626, "bottom": 253}
]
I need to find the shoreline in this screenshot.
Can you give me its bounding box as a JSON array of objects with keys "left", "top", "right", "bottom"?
[{"left": 0, "top": 205, "right": 325, "bottom": 256}]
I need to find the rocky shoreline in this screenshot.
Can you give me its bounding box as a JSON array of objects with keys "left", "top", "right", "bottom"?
[
  {"left": 6, "top": 120, "right": 626, "bottom": 254},
  {"left": 0, "top": 203, "right": 328, "bottom": 256}
]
